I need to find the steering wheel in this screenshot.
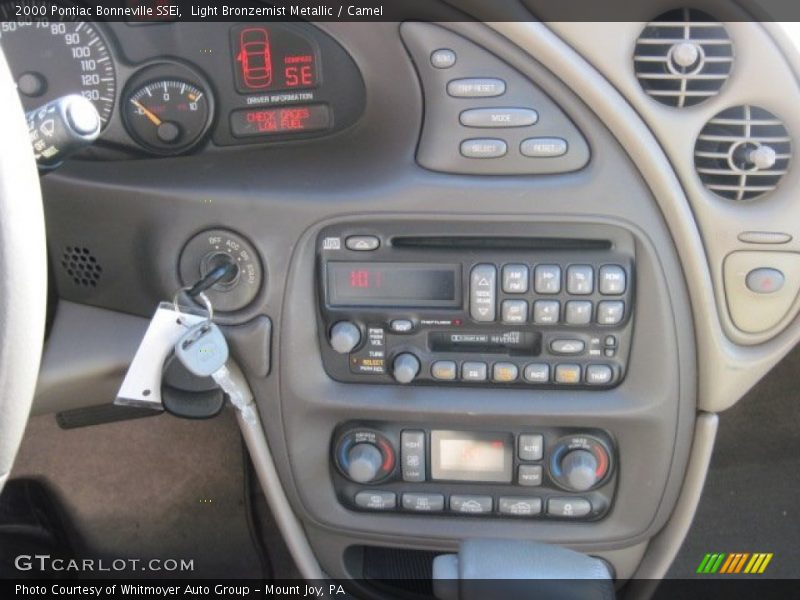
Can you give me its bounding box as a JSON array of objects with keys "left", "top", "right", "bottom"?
[{"left": 0, "top": 49, "right": 48, "bottom": 494}]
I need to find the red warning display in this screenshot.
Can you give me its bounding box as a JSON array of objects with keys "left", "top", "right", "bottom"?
[
  {"left": 231, "top": 24, "right": 319, "bottom": 93},
  {"left": 230, "top": 104, "right": 331, "bottom": 138}
]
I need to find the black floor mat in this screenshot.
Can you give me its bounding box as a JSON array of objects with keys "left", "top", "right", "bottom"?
[{"left": 668, "top": 344, "right": 800, "bottom": 578}]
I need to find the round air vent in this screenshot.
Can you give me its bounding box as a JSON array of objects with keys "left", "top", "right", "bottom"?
[
  {"left": 634, "top": 8, "right": 733, "bottom": 107},
  {"left": 694, "top": 105, "right": 791, "bottom": 201},
  {"left": 61, "top": 246, "right": 102, "bottom": 287}
]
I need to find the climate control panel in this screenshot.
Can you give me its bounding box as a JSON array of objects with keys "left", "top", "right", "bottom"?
[{"left": 331, "top": 423, "right": 617, "bottom": 520}]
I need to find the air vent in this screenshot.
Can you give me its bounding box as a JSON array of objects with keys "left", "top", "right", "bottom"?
[
  {"left": 634, "top": 8, "right": 733, "bottom": 107},
  {"left": 694, "top": 105, "right": 791, "bottom": 201},
  {"left": 61, "top": 246, "right": 102, "bottom": 287}
]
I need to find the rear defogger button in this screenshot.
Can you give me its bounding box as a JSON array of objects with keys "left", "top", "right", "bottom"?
[{"left": 470, "top": 264, "right": 497, "bottom": 322}]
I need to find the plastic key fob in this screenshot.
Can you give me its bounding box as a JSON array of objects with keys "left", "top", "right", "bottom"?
[{"left": 174, "top": 322, "right": 229, "bottom": 378}]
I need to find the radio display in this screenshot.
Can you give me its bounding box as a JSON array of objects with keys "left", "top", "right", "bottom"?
[
  {"left": 431, "top": 431, "right": 513, "bottom": 483},
  {"left": 327, "top": 262, "right": 461, "bottom": 308}
]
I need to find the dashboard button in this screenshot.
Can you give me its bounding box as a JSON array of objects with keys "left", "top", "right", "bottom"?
[
  {"left": 502, "top": 264, "right": 529, "bottom": 293},
  {"left": 518, "top": 434, "right": 543, "bottom": 461},
  {"left": 345, "top": 235, "right": 380, "bottom": 251},
  {"left": 389, "top": 319, "right": 414, "bottom": 333},
  {"left": 550, "top": 339, "right": 586, "bottom": 355},
  {"left": 501, "top": 299, "right": 528, "bottom": 324},
  {"left": 403, "top": 493, "right": 445, "bottom": 512},
  {"left": 462, "top": 362, "right": 488, "bottom": 381},
  {"left": 599, "top": 265, "right": 627, "bottom": 295},
  {"left": 431, "top": 360, "right": 457, "bottom": 381},
  {"left": 520, "top": 137, "right": 568, "bottom": 157},
  {"left": 547, "top": 497, "right": 592, "bottom": 518},
  {"left": 430, "top": 49, "right": 456, "bottom": 69},
  {"left": 534, "top": 264, "right": 562, "bottom": 294},
  {"left": 355, "top": 491, "right": 396, "bottom": 511},
  {"left": 597, "top": 301, "right": 625, "bottom": 325},
  {"left": 470, "top": 264, "right": 497, "bottom": 322},
  {"left": 586, "top": 364, "right": 613, "bottom": 385},
  {"left": 745, "top": 268, "right": 785, "bottom": 294},
  {"left": 460, "top": 138, "right": 507, "bottom": 159},
  {"left": 401, "top": 430, "right": 426, "bottom": 482},
  {"left": 493, "top": 362, "right": 519, "bottom": 383},
  {"left": 518, "top": 465, "right": 543, "bottom": 486},
  {"left": 459, "top": 107, "right": 538, "bottom": 128},
  {"left": 499, "top": 497, "right": 542, "bottom": 516},
  {"left": 555, "top": 364, "right": 581, "bottom": 384},
  {"left": 565, "top": 301, "right": 592, "bottom": 325},
  {"left": 447, "top": 78, "right": 506, "bottom": 98},
  {"left": 567, "top": 265, "right": 594, "bottom": 295},
  {"left": 450, "top": 495, "right": 493, "bottom": 515},
  {"left": 533, "top": 300, "right": 560, "bottom": 324},
  {"left": 523, "top": 363, "right": 550, "bottom": 383}
]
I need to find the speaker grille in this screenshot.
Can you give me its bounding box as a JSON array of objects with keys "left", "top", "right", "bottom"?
[
  {"left": 694, "top": 105, "right": 791, "bottom": 201},
  {"left": 634, "top": 8, "right": 733, "bottom": 108},
  {"left": 61, "top": 246, "right": 102, "bottom": 287}
]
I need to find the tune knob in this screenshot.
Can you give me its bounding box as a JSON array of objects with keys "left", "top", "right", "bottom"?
[
  {"left": 392, "top": 353, "right": 420, "bottom": 384},
  {"left": 330, "top": 321, "right": 361, "bottom": 354},
  {"left": 560, "top": 450, "right": 599, "bottom": 492},
  {"left": 346, "top": 443, "right": 384, "bottom": 483}
]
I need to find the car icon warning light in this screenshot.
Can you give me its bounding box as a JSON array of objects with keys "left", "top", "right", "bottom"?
[{"left": 237, "top": 27, "right": 273, "bottom": 89}]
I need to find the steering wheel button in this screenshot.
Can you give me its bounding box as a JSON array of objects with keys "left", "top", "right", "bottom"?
[{"left": 745, "top": 268, "right": 785, "bottom": 294}]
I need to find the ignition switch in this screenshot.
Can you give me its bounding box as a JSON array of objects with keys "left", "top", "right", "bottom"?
[{"left": 178, "top": 229, "right": 263, "bottom": 312}]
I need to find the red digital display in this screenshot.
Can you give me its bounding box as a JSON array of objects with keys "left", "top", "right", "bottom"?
[
  {"left": 230, "top": 104, "right": 331, "bottom": 138},
  {"left": 231, "top": 24, "right": 319, "bottom": 94},
  {"left": 348, "top": 269, "right": 383, "bottom": 289}
]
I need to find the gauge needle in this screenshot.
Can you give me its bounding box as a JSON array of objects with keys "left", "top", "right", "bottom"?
[{"left": 130, "top": 99, "right": 162, "bottom": 127}]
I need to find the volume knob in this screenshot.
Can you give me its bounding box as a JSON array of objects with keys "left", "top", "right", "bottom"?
[
  {"left": 392, "top": 353, "right": 420, "bottom": 384},
  {"left": 347, "top": 443, "right": 384, "bottom": 483},
  {"left": 330, "top": 321, "right": 361, "bottom": 354}
]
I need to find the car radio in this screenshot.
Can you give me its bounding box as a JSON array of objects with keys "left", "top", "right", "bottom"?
[{"left": 316, "top": 222, "right": 635, "bottom": 389}]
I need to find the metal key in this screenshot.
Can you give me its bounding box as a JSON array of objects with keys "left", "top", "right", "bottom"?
[{"left": 174, "top": 321, "right": 257, "bottom": 424}]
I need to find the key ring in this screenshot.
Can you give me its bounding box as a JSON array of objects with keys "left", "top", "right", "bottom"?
[{"left": 172, "top": 286, "right": 214, "bottom": 326}]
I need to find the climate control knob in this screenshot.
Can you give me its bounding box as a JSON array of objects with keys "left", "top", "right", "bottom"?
[
  {"left": 330, "top": 321, "right": 361, "bottom": 354},
  {"left": 560, "top": 450, "right": 599, "bottom": 492},
  {"left": 346, "top": 443, "right": 384, "bottom": 483},
  {"left": 392, "top": 353, "right": 420, "bottom": 384}
]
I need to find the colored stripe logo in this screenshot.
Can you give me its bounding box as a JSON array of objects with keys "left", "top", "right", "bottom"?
[{"left": 696, "top": 552, "right": 773, "bottom": 574}]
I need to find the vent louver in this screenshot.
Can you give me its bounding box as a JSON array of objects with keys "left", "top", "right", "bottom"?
[
  {"left": 694, "top": 105, "right": 791, "bottom": 201},
  {"left": 634, "top": 8, "right": 733, "bottom": 108}
]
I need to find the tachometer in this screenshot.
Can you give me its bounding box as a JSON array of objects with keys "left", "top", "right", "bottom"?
[{"left": 0, "top": 4, "right": 116, "bottom": 125}]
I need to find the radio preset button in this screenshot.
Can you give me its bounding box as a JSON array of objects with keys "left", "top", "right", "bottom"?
[
  {"left": 470, "top": 264, "right": 497, "bottom": 322},
  {"left": 499, "top": 497, "right": 542, "bottom": 516},
  {"left": 534, "top": 265, "right": 562, "bottom": 294},
  {"left": 401, "top": 430, "right": 426, "bottom": 482},
  {"left": 389, "top": 319, "right": 414, "bottom": 333},
  {"left": 599, "top": 265, "right": 627, "bottom": 295},
  {"left": 462, "top": 362, "right": 488, "bottom": 381},
  {"left": 450, "top": 495, "right": 493, "bottom": 515},
  {"left": 550, "top": 339, "right": 586, "bottom": 355},
  {"left": 567, "top": 265, "right": 594, "bottom": 295},
  {"left": 345, "top": 235, "right": 380, "bottom": 251},
  {"left": 355, "top": 491, "right": 396, "bottom": 511},
  {"left": 518, "top": 434, "right": 544, "bottom": 461},
  {"left": 403, "top": 493, "right": 445, "bottom": 512},
  {"left": 533, "top": 300, "right": 560, "bottom": 324},
  {"left": 501, "top": 299, "right": 528, "bottom": 324},
  {"left": 502, "top": 264, "right": 529, "bottom": 293},
  {"left": 523, "top": 363, "right": 550, "bottom": 383},
  {"left": 431, "top": 360, "right": 458, "bottom": 381},
  {"left": 586, "top": 364, "right": 613, "bottom": 385},
  {"left": 493, "top": 362, "right": 519, "bottom": 383},
  {"left": 555, "top": 364, "right": 581, "bottom": 384},
  {"left": 565, "top": 301, "right": 593, "bottom": 325},
  {"left": 597, "top": 301, "right": 625, "bottom": 325},
  {"left": 518, "top": 465, "right": 543, "bottom": 486},
  {"left": 547, "top": 497, "right": 592, "bottom": 518}
]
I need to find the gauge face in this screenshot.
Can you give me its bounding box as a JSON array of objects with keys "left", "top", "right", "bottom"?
[
  {"left": 0, "top": 5, "right": 116, "bottom": 125},
  {"left": 123, "top": 79, "right": 211, "bottom": 154}
]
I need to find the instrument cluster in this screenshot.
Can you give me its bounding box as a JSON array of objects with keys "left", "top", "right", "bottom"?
[{"left": 0, "top": 5, "right": 364, "bottom": 157}]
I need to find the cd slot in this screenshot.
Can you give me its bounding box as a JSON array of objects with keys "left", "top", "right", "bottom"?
[{"left": 429, "top": 331, "right": 542, "bottom": 356}]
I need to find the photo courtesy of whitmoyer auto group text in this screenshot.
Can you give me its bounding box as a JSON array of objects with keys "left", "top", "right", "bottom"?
[{"left": 0, "top": 0, "right": 798, "bottom": 598}]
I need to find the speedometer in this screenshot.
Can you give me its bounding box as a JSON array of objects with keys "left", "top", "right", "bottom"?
[{"left": 0, "top": 5, "right": 116, "bottom": 125}]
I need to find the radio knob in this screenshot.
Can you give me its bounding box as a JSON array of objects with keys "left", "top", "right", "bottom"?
[
  {"left": 346, "top": 443, "right": 384, "bottom": 483},
  {"left": 330, "top": 321, "right": 361, "bottom": 354},
  {"left": 560, "top": 449, "right": 599, "bottom": 492},
  {"left": 392, "top": 353, "right": 420, "bottom": 384}
]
